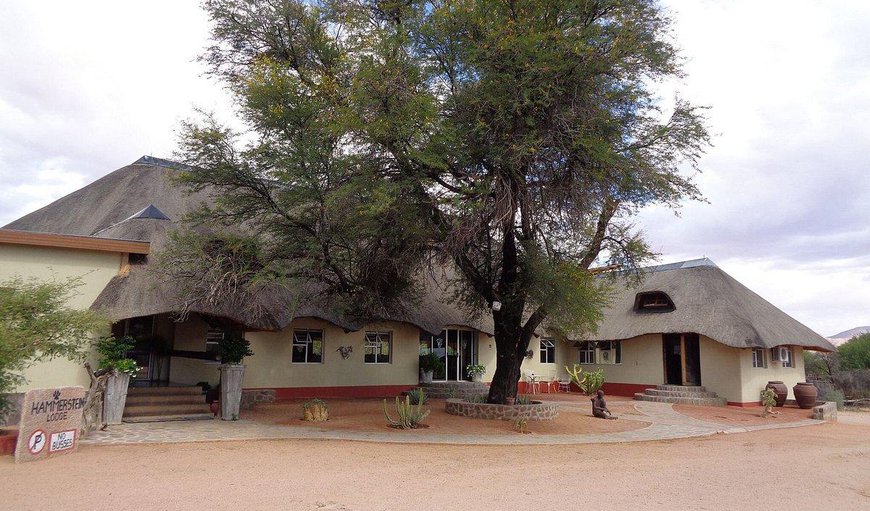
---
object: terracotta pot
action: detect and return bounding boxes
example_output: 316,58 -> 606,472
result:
793,382 -> 818,409
0,430 -> 18,456
209,401 -> 220,417
766,381 -> 788,407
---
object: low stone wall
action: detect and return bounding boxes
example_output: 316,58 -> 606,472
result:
812,401 -> 837,421
241,389 -> 276,410
445,398 -> 558,421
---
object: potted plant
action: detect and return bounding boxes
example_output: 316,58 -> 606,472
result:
419,352 -> 443,384
96,336 -> 139,425
217,333 -> 253,420
466,364 -> 486,382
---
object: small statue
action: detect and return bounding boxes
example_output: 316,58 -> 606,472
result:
336,345 -> 353,359
592,389 -> 617,419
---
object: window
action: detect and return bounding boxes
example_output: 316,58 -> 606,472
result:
365,331 -> 392,364
597,341 -> 622,365
292,329 -> 323,363
578,341 -> 595,364
206,327 -> 224,353
540,338 -> 556,364
781,347 -> 794,368
752,348 -> 766,368
634,291 -> 675,313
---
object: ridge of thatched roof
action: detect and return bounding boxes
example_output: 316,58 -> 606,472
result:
585,259 -> 835,351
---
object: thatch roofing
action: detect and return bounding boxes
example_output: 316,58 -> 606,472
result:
587,259 -> 835,351
4,156 -> 832,351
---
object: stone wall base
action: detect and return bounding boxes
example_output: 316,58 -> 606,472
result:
445,398 -> 558,420
812,401 -> 837,421
241,389 -> 276,410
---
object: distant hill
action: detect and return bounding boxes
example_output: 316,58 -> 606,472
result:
827,326 -> 870,346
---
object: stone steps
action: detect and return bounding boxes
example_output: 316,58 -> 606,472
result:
124,386 -> 212,422
634,385 -> 726,406
412,382 -> 488,400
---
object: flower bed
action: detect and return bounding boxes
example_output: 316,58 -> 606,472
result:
445,398 -> 559,421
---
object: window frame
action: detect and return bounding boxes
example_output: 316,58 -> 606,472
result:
752,348 -> 767,368
364,331 -> 392,364
539,338 -> 556,364
578,341 -> 595,365
781,347 -> 794,368
292,329 -> 324,364
206,327 -> 223,354
596,341 -> 622,365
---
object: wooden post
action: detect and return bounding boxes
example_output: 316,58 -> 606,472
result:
680,335 -> 687,386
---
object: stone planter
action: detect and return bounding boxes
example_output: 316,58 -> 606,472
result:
420,370 -> 434,384
103,371 -> 131,425
445,398 -> 559,420
766,381 -> 788,407
220,364 -> 245,420
793,382 -> 818,409
471,373 -> 483,383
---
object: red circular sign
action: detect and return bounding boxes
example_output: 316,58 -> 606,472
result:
28,429 -> 46,455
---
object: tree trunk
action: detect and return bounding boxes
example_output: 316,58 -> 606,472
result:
486,308 -> 533,404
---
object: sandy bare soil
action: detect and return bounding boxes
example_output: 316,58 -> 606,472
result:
2,420 -> 868,511
247,397 -> 647,435
674,403 -> 813,426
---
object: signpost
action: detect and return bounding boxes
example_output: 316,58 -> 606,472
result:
14,386 -> 86,463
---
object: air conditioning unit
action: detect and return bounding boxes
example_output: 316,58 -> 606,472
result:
771,346 -> 789,362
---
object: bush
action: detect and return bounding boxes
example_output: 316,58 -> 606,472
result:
838,333 -> 870,370
419,352 -> 443,373
818,387 -> 845,410
218,334 -> 253,364
95,336 -> 139,376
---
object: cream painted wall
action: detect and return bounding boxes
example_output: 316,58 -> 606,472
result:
0,244 -> 123,391
564,334 -> 665,386
242,318 -> 422,389
739,346 -> 806,403
473,334 -> 571,384
698,335 -> 742,403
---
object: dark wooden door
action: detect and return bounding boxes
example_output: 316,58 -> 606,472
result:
684,333 -> 702,385
663,334 -> 682,385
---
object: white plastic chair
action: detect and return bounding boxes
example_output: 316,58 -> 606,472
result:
557,375 -> 572,393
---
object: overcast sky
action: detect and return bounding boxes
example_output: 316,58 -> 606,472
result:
0,1 -> 868,337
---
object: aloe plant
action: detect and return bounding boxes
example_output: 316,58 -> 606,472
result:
384,395 -> 430,429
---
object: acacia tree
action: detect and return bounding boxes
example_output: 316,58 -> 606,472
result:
172,0 -> 709,403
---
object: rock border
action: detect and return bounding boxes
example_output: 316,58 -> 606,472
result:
445,398 -> 559,421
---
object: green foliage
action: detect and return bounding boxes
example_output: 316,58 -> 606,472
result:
515,395 -> 532,405
514,418 -> 528,433
95,336 -> 139,377
817,387 -> 845,411
465,364 -> 486,377
419,352 -> 443,373
384,395 -> 430,429
565,364 -> 605,395
838,333 -> 870,370
760,388 -> 777,408
174,0 -> 710,402
0,277 -> 109,413
218,334 -> 254,364
407,388 -> 427,405
464,394 -> 487,403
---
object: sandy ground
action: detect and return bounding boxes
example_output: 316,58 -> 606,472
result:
247,396 -> 647,435
1,419 -> 868,510
673,403 -> 813,426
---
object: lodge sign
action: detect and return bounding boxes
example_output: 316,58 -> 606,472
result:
15,386 -> 86,463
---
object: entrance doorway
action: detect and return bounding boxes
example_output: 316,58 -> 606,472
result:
420,329 -> 476,381
662,333 -> 701,386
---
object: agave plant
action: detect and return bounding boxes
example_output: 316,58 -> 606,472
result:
384,395 -> 430,429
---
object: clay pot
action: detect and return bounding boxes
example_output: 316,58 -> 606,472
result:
793,382 -> 818,409
766,381 -> 788,407
0,429 -> 18,456
209,401 -> 220,417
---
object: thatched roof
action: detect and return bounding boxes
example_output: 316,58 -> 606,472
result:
3,156 -> 493,334
586,259 -> 835,351
4,156 -> 831,351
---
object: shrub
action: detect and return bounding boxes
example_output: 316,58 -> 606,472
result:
218,334 -> 254,364
95,336 -> 139,376
839,333 -> 870,370
565,364 -> 605,395
515,395 -> 532,405
760,387 -> 777,417
818,387 -> 845,411
419,352 -> 444,373
465,364 -> 486,377
464,394 -> 487,403
302,398 -> 328,421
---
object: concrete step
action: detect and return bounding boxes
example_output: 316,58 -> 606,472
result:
643,388 -> 720,399
125,394 -> 208,406
634,393 -> 727,407
123,403 -> 212,417
127,386 -> 203,397
656,384 -> 707,393
123,413 -> 214,423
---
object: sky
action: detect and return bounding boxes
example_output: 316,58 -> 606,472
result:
0,1 -> 868,337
